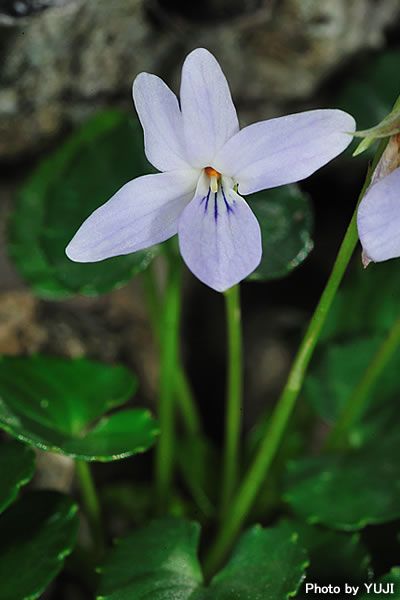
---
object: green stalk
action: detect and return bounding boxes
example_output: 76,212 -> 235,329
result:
220,284 -> 243,513
75,460 -> 105,559
325,312 -> 400,450
204,140 -> 388,577
142,266 -> 201,436
155,259 -> 182,510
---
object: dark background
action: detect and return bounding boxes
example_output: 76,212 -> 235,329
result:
1,1 -> 400,597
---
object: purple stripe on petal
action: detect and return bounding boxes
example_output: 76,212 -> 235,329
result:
201,188 -> 211,213
221,185 -> 234,213
178,186 -> 262,292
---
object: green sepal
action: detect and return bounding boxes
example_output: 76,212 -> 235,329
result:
353,107 -> 400,156
335,49 -> 400,157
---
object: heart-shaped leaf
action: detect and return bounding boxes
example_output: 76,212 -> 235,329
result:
9,110 -> 158,299
0,355 -> 158,461
97,518 -> 308,600
320,254 -> 400,344
0,440 -> 35,514
305,263 -> 400,447
0,490 -> 78,600
304,335 -> 400,433
196,525 -> 308,600
279,519 -> 371,586
284,435 -> 400,530
97,517 -> 202,600
247,184 -> 313,281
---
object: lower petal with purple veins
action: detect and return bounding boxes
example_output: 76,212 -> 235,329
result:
178,185 -> 262,292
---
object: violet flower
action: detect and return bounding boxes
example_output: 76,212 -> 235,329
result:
66,48 -> 355,292
357,134 -> 400,267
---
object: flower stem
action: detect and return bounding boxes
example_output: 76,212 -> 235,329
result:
220,284 -> 243,514
155,258 -> 182,511
325,312 -> 400,451
142,266 -> 201,436
204,142 -> 388,578
75,460 -> 105,559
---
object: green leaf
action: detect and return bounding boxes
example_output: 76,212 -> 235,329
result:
97,518 -> 308,600
0,440 -> 35,514
97,517 -> 203,600
196,525 -> 308,600
307,262 -> 400,447
279,519 -> 371,584
9,110 -> 158,299
0,355 -> 158,461
320,261 -> 400,344
246,184 -> 313,281
0,490 -> 78,600
304,335 -> 400,430
284,435 -> 400,530
358,568 -> 400,599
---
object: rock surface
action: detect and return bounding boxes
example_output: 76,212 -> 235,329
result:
0,0 -> 399,161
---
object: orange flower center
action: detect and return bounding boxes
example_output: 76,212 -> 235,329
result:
204,166 -> 221,179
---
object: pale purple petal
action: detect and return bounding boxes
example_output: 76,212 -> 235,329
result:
213,109 -> 356,194
133,73 -> 189,171
357,167 -> 400,263
180,48 -> 239,168
178,176 -> 261,292
66,170 -> 199,262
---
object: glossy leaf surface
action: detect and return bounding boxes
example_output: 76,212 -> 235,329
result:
247,184 -> 313,281
98,518 -> 307,600
0,491 -> 78,600
0,440 -> 35,514
0,355 -> 158,461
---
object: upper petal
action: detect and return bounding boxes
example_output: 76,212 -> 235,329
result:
213,109 -> 356,195
180,48 -> 239,168
66,170 -> 199,262
357,167 -> 400,263
133,73 -> 189,171
178,176 -> 262,292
